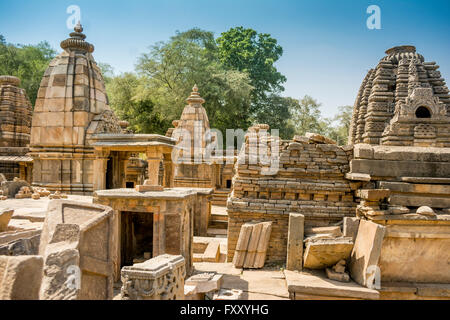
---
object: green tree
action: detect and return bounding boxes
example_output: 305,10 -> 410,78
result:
216,27 -> 286,104
133,28 -> 253,135
0,35 -> 56,106
289,95 -> 327,136
106,72 -> 171,134
252,95 -> 296,139
322,105 -> 353,145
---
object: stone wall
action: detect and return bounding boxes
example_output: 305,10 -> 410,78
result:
227,127 -> 357,264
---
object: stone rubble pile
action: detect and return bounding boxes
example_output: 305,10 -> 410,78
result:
227,125 -> 357,264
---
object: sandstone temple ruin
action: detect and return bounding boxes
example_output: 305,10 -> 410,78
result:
0,25 -> 449,300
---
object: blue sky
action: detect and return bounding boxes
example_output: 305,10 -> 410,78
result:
1,0 -> 449,116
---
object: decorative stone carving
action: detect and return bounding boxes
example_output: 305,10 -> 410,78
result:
382,88 -> 450,146
348,46 -> 450,146
120,254 -> 186,300
86,109 -> 123,136
39,200 -> 115,300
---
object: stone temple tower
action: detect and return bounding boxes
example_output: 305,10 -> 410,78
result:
30,23 -> 122,194
348,45 -> 450,147
0,76 -> 33,181
168,85 -> 215,188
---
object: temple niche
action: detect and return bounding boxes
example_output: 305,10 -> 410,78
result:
0,76 -> 33,182
348,45 -> 450,146
29,23 -> 122,195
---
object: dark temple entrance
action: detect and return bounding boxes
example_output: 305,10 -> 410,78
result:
120,211 -> 154,267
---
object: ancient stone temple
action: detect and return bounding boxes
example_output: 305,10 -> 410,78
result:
167,85 -> 215,188
0,76 -> 33,181
166,86 -> 236,206
348,45 -> 450,146
342,45 -> 450,299
29,23 -> 122,194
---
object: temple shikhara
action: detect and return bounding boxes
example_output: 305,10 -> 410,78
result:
0,24 -> 449,301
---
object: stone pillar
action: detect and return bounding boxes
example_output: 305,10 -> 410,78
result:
93,157 -> 108,191
286,213 -> 305,271
163,156 -> 174,188
119,152 -> 129,188
135,150 -> 164,191
153,210 -> 165,258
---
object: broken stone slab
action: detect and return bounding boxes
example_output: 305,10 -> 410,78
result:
0,208 -> 14,232
304,226 -> 342,237
284,269 -> 379,300
233,221 -> 272,269
305,132 -> 336,145
357,189 -> 390,201
293,135 -> 311,144
121,254 -> 186,300
185,272 -> 223,293
345,173 -> 371,182
343,217 -> 360,242
184,285 -> 204,300
253,222 -> 272,268
303,237 -> 354,269
286,213 -> 304,271
349,219 -> 386,288
0,255 -> 43,300
232,223 -> 253,268
243,222 -> 263,268
39,200 -> 115,300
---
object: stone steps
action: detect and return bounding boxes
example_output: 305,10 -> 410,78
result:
211,189 -> 230,206
208,219 -> 228,229
192,237 -> 227,262
207,228 -> 227,238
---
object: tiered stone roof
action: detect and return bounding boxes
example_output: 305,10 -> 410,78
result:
348,45 -> 450,146
0,76 -> 32,148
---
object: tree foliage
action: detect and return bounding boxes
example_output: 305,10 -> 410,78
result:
111,29 -> 254,136
217,27 -> 286,101
0,35 -> 56,105
321,105 -> 353,145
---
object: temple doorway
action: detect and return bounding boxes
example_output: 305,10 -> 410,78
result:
120,211 -> 154,267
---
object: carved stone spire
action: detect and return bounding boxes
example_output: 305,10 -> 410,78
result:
60,22 -> 94,53
186,84 -> 205,106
